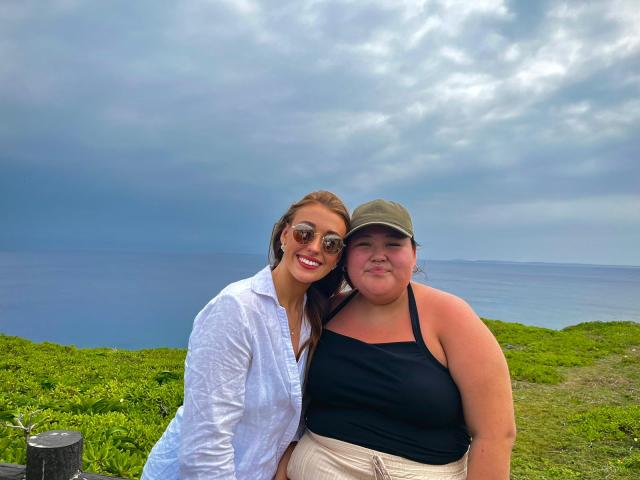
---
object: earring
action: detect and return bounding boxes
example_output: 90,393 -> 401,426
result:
281,244 -> 286,253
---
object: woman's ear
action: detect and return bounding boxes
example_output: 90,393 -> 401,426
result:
280,224 -> 290,248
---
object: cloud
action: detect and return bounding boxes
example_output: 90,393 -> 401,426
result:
1,0 -> 639,264
465,195 -> 640,227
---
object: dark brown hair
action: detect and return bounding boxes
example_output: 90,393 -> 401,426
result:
269,191 -> 350,353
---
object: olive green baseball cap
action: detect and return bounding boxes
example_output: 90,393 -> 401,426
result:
346,199 -> 414,239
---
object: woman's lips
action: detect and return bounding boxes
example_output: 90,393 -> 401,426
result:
366,266 -> 389,274
297,255 -> 321,270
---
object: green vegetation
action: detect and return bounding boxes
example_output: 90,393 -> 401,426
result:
0,338 -> 185,478
1,320 -> 639,479
487,320 -> 640,479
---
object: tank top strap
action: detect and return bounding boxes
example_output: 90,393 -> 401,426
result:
323,289 -> 358,325
408,283 -> 428,353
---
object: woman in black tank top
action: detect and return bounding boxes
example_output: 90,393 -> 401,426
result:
286,200 -> 516,480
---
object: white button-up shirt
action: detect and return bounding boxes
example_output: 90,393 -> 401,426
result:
141,266 -> 310,480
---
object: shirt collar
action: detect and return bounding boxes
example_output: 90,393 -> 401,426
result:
251,265 -> 308,312
251,265 -> 279,301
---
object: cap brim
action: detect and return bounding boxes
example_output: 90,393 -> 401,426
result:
345,221 -> 412,239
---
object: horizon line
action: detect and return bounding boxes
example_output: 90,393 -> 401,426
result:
1,247 -> 638,269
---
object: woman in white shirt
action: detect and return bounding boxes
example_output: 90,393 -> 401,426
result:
141,191 -> 349,480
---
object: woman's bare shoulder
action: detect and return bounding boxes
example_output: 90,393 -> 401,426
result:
411,281 -> 473,312
411,282 -> 502,370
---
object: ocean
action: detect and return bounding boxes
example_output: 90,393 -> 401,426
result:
1,251 -> 638,349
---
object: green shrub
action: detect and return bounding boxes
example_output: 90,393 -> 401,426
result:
484,319 -> 640,384
2,321 -> 639,479
569,405 -> 640,443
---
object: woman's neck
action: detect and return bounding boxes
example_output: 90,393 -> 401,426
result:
353,287 -> 409,324
271,264 -> 308,311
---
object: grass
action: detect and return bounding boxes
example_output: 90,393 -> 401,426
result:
1,320 -> 639,479
487,320 -> 640,479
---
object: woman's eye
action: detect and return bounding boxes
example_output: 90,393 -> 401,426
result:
324,238 -> 340,249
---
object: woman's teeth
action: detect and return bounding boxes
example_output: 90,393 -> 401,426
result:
299,256 -> 320,267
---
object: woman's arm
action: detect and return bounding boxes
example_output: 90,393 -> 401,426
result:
273,442 -> 296,480
179,294 -> 252,480
435,293 -> 516,480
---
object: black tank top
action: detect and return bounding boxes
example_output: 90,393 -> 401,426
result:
305,285 -> 470,465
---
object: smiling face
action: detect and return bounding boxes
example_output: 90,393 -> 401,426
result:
278,203 -> 348,286
346,225 -> 416,304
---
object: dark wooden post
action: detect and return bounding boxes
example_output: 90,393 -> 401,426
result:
26,430 -> 82,480
1,429 -> 128,480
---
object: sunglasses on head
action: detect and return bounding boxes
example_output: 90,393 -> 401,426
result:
291,223 -> 345,255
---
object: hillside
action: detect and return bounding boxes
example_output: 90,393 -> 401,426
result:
1,320 -> 639,479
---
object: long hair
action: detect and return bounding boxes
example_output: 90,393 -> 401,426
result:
269,191 -> 350,354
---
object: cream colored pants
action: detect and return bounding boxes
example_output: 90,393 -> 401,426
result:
287,431 -> 468,480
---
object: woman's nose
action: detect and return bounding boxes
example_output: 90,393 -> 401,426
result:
307,234 -> 323,253
370,244 -> 386,260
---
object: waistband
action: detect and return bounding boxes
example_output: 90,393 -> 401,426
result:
308,431 -> 468,475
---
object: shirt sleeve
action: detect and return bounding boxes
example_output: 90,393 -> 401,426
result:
179,293 -> 253,480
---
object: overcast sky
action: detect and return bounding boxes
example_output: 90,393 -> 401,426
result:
1,0 -> 639,265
